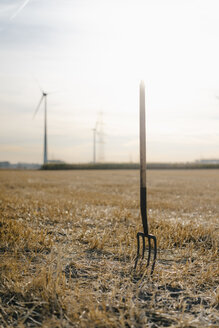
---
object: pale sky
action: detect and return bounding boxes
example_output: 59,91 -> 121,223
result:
0,0 -> 219,164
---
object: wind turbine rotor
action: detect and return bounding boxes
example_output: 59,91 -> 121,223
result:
33,94 -> 44,118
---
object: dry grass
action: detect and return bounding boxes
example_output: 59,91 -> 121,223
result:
0,169 -> 218,327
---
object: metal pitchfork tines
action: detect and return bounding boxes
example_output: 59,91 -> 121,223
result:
134,81 -> 157,275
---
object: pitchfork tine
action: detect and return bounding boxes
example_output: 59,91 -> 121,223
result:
150,235 -> 157,275
147,236 -> 151,267
136,233 -> 141,264
134,81 -> 157,275
134,233 -> 157,275
134,232 -> 143,269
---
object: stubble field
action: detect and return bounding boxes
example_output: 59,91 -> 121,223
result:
0,169 -> 218,327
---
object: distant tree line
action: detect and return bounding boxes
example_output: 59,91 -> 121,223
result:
41,163 -> 219,170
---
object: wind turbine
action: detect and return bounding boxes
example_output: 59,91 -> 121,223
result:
33,90 -> 49,165
96,111 -> 105,163
92,122 -> 98,164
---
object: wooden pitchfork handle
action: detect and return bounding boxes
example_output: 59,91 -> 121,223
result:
134,81 -> 157,275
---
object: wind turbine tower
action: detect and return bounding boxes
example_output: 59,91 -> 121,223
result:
43,92 -> 48,164
92,122 -> 98,164
97,112 -> 105,162
33,91 -> 49,165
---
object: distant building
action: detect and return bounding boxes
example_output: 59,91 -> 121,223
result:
16,163 -> 41,169
0,162 -> 41,169
195,159 -> 219,164
0,161 -> 10,168
47,160 -> 65,164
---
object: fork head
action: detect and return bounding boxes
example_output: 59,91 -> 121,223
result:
134,232 -> 157,275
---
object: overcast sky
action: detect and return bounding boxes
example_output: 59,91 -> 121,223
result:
0,0 -> 219,163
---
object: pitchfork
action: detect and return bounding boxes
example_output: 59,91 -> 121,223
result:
134,81 -> 157,275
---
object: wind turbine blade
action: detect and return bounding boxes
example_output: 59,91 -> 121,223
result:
32,76 -> 43,93
33,95 -> 44,118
